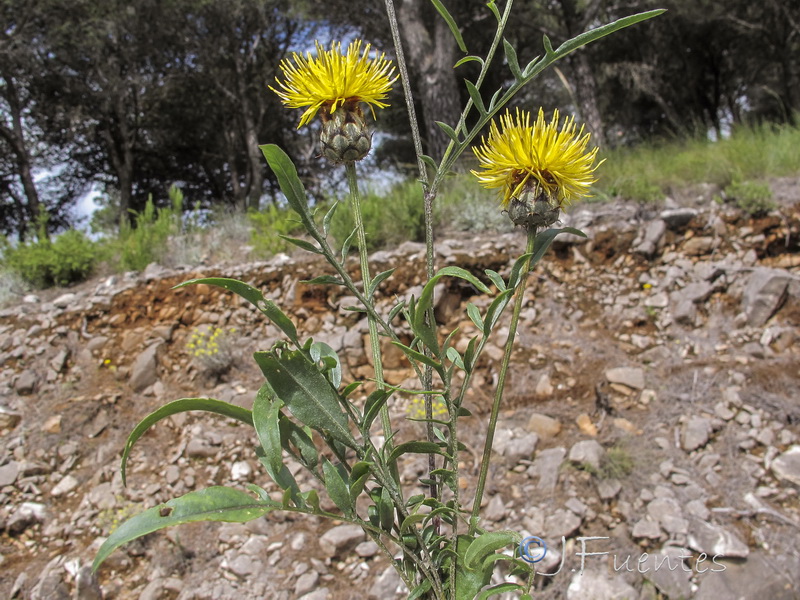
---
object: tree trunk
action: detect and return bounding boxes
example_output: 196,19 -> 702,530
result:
397,0 -> 463,160
568,52 -> 607,148
0,73 -> 45,239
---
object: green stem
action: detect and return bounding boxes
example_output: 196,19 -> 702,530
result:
469,226 -> 537,534
344,162 -> 395,460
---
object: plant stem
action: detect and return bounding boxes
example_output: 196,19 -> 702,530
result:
383,0 -> 439,506
344,162 -> 393,457
469,226 -> 537,535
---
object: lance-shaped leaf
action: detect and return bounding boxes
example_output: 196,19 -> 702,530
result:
431,0 -> 467,53
363,388 -> 394,431
253,384 -> 283,475
388,441 -> 449,465
174,277 -> 298,347
279,235 -> 322,254
253,350 -> 356,449
464,80 -> 486,115
322,458 -> 354,516
464,530 -> 522,571
503,38 -> 522,81
93,487 -> 277,571
309,341 -> 343,389
121,398 -> 253,486
530,227 -> 587,270
260,145 -> 316,233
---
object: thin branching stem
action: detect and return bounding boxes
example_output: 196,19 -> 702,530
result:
469,226 -> 537,534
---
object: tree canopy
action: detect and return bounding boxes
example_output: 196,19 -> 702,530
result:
1,0 -> 798,238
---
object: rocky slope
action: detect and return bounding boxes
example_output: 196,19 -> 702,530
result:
1,186 -> 799,600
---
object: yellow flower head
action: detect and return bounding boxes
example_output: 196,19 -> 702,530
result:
271,40 -> 397,128
472,107 -> 601,208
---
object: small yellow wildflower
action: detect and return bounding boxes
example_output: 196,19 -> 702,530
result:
472,108 -> 601,224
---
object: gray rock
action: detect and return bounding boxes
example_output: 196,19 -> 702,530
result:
683,236 -> 716,256
294,572 -> 319,596
528,447 -> 566,492
646,497 -> 688,535
661,207 -> 698,229
186,438 -> 218,458
52,292 -> 77,308
742,268 -> 791,326
687,517 -> 749,558
597,478 -> 622,501
14,369 -> 37,395
771,445 -> 800,486
605,367 -> 645,390
318,524 -> 365,558
368,565 -> 404,599
672,295 -> 697,325
484,494 -> 507,522
639,547 -> 693,599
634,219 -> 667,257
503,432 -> 539,465
682,416 -> 712,451
0,405 -> 22,429
29,556 -> 69,600
129,341 -> 162,392
695,551 -> 800,600
568,439 -> 605,471
50,474 -> 79,497
7,502 -> 47,535
682,280 -> 715,303
544,508 -> 582,538
355,540 -> 379,558
566,568 -> 638,600
632,518 -> 662,540
0,460 -> 20,486
298,588 -> 330,600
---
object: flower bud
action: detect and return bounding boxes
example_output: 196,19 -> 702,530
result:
319,101 -> 372,163
506,181 -> 561,229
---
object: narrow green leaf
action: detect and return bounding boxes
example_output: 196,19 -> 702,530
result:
508,253 -> 533,290
483,288 -> 514,336
476,583 -> 525,600
420,155 -> 438,172
253,384 -> 282,474
543,34 -> 555,56
259,145 -> 312,227
341,381 -> 362,398
446,346 -> 464,370
464,80 -> 486,115
464,530 -> 522,570
486,0 -> 500,21
301,275 -> 345,286
553,10 -> 665,59
488,88 -> 503,112
408,579 -> 432,600
466,302 -> 483,330
279,418 -> 319,471
369,268 -> 396,296
278,235 -> 322,254
121,398 -> 252,486
435,121 -> 461,143
253,350 -> 356,448
503,38 -> 522,81
93,487 -> 275,571
349,461 -> 373,502
322,458 -> 353,516
484,269 -> 506,292
254,446 -> 303,505
378,486 -> 393,531
454,55 -> 484,69
388,441 -> 447,465
340,226 -> 358,262
322,200 -> 338,236
174,277 -> 298,346
400,512 -> 427,533
431,0 -> 467,53
363,388 -> 394,431
310,341 -> 342,389
391,341 -> 444,374
388,300 -> 405,322
463,336 -> 478,373
522,55 -> 542,78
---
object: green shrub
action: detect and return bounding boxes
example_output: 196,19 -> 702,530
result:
107,186 -> 182,272
722,179 -> 776,216
1,229 -> 97,288
248,203 -> 304,257
328,180 -> 427,253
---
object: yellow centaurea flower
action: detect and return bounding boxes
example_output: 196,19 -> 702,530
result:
271,40 -> 397,163
472,107 -> 601,227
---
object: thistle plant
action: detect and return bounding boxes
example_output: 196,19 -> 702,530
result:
92,3 -> 663,598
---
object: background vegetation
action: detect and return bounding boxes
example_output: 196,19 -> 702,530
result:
1,0 -> 799,295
